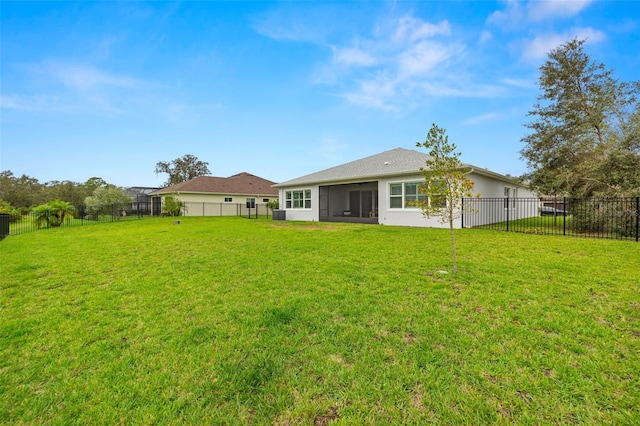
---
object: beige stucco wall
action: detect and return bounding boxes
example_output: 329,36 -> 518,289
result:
154,192 -> 278,217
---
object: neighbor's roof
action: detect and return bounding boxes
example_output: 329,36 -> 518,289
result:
274,147 -> 521,187
150,172 -> 278,196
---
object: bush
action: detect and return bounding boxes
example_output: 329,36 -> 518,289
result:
570,198 -> 638,238
33,200 -> 76,229
163,196 -> 184,216
0,200 -> 22,223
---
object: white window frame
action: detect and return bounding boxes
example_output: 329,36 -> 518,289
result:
224,197 -> 233,203
389,181 -> 428,210
285,189 -> 311,209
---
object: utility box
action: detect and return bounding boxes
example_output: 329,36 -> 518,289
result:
273,210 -> 286,221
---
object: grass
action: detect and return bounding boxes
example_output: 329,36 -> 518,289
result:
1,217 -> 639,424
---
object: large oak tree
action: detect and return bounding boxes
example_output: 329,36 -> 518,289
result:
521,38 -> 640,197
154,154 -> 211,187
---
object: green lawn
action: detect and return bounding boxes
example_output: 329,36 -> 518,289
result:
1,217 -> 639,424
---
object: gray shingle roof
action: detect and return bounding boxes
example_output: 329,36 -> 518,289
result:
274,147 -> 436,187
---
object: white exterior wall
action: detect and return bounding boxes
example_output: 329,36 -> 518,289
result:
279,187 -> 319,221
463,172 -> 538,227
377,174 -> 450,228
278,171 -> 535,229
471,173 -> 536,198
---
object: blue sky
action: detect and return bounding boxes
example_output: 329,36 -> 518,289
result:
1,1 -> 638,188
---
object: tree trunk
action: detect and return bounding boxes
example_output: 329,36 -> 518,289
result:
450,219 -> 457,273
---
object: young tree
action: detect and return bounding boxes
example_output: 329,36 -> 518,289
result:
163,195 -> 185,216
415,124 -> 476,273
85,186 -> 133,219
521,38 -> 640,197
155,154 -> 211,187
266,199 -> 279,212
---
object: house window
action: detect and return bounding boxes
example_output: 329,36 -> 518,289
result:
246,197 -> 256,208
285,189 -> 311,209
389,182 -> 427,209
389,183 -> 403,208
263,198 -> 270,203
224,197 -> 233,203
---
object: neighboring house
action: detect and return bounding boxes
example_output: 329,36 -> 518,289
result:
273,147 -> 536,228
149,172 -> 278,217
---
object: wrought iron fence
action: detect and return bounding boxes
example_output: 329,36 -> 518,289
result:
7,202 -> 155,237
3,201 -> 276,238
462,197 -> 640,242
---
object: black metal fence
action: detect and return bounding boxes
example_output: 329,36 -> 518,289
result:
463,197 -> 640,242
3,201 -> 276,238
6,202 -> 155,237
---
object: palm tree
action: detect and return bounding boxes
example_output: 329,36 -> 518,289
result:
33,200 -> 76,228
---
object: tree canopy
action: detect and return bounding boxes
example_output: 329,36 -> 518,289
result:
0,171 -> 116,210
521,38 -> 640,197
85,186 -> 133,217
154,154 -> 211,187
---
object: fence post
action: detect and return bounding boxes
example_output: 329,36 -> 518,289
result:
506,197 -> 509,232
563,197 -> 566,236
636,197 -> 640,243
461,198 -> 465,228
0,213 -> 9,240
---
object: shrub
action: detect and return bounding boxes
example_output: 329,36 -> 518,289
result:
33,200 -> 76,229
570,198 -> 638,238
0,200 -> 22,223
163,196 -> 184,216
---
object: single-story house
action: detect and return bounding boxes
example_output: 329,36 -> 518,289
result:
273,147 -> 536,228
149,172 -> 278,217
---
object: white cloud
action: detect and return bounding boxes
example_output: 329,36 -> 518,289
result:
325,15 -> 478,110
38,62 -> 154,91
479,30 -> 493,44
260,9 -> 518,112
487,0 -> 594,28
501,77 -> 535,90
486,1 -> 525,28
392,16 -> 451,43
251,6 -> 334,44
463,112 -> 505,125
3,61 -> 162,115
0,94 -> 53,112
341,76 -> 398,111
521,28 -> 606,61
331,46 -> 378,67
397,41 -> 462,77
527,0 -> 593,21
